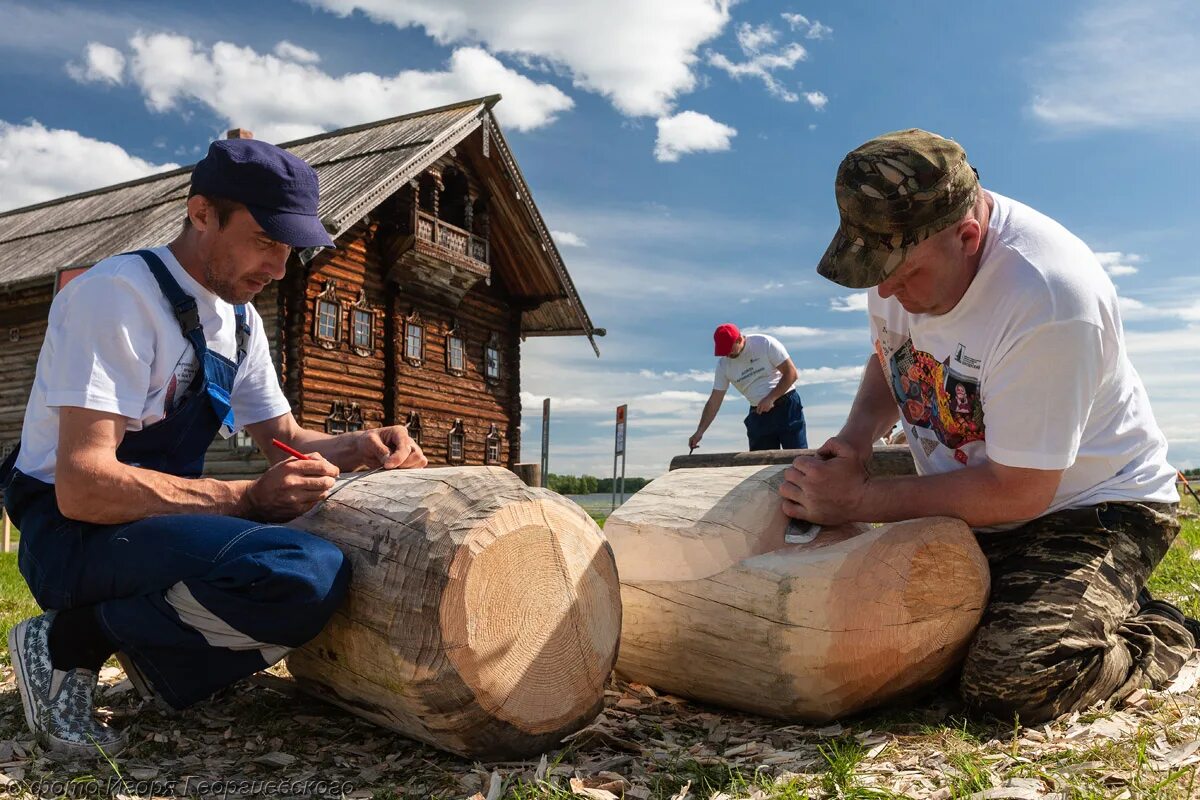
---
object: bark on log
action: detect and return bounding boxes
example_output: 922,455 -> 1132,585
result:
669,444 -> 916,473
286,466 -> 622,759
605,465 -> 989,722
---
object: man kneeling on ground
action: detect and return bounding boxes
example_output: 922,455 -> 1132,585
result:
783,128 -> 1198,724
1,138 -> 426,757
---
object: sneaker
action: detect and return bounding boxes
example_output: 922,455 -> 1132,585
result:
8,612 -> 127,758
1138,588 -> 1200,647
114,651 -> 177,715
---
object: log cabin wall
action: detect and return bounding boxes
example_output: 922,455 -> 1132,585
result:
391,285 -> 521,468
297,220 -> 390,437
0,283 -> 53,463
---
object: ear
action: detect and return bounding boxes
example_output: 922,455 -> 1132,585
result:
186,195 -> 213,233
958,216 -> 984,258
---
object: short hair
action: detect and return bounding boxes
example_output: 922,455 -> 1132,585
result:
182,192 -> 242,229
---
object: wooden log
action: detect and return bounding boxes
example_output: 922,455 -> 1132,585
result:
605,465 -> 989,722
512,462 -> 542,488
286,466 -> 622,759
669,444 -> 917,474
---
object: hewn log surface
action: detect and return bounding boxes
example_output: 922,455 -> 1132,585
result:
287,466 -> 622,759
668,444 -> 917,473
606,464 -> 989,722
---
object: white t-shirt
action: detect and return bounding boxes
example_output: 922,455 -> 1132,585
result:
713,334 -> 791,405
16,246 -> 291,483
868,191 -> 1177,518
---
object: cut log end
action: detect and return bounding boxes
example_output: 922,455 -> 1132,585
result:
440,494 -> 621,736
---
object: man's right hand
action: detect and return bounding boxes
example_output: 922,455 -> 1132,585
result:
243,453 -> 340,522
688,432 -> 703,450
818,434 -> 873,467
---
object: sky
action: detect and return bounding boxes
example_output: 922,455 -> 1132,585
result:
2,0 -> 1199,478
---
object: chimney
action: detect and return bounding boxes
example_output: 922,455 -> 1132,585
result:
226,128 -> 254,140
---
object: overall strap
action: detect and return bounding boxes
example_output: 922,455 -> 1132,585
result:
234,305 -> 249,365
132,249 -> 207,361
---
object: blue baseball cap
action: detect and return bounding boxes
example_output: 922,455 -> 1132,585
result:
190,139 -> 336,249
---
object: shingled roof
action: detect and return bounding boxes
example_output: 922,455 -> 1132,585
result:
0,96 -> 598,353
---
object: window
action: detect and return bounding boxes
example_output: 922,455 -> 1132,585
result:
405,411 -> 423,446
325,401 -> 364,435
350,289 -> 373,356
484,332 -> 502,383
445,319 -> 466,375
231,429 -> 256,455
404,310 -> 425,366
484,423 -> 502,465
447,419 -> 466,464
314,280 -> 341,349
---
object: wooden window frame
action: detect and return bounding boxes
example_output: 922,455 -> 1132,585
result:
325,400 -> 364,435
484,332 -> 502,384
350,289 -> 374,357
445,318 -> 466,376
447,419 -> 466,464
314,280 -> 342,350
405,411 -> 423,447
404,310 -> 425,367
484,423 -> 502,465
231,428 -> 256,455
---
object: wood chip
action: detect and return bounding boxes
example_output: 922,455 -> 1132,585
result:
253,751 -> 296,767
569,777 -> 619,800
670,780 -> 692,800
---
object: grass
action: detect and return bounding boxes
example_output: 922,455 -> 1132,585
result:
0,495 -> 1193,798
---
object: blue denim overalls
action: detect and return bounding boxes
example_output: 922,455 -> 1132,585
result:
0,250 -> 350,709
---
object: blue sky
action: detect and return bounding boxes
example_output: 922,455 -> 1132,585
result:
2,0 -> 1198,477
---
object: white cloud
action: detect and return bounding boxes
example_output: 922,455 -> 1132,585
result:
550,230 -> 587,247
803,90 -> 828,110
113,33 -> 572,141
745,325 -> 868,350
781,13 -> 832,40
0,120 -> 178,212
1094,250 -> 1143,277
707,22 -> 807,102
306,0 -> 732,118
66,42 -> 126,85
654,110 -> 737,162
273,40 -> 320,64
638,369 -> 713,382
1028,0 -> 1200,131
830,292 -> 868,312
795,365 -> 864,385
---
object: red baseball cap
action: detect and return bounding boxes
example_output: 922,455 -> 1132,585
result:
713,323 -> 740,356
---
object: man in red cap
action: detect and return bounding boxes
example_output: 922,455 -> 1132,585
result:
689,323 -> 805,452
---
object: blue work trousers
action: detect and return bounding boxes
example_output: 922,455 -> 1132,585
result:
6,473 -> 351,710
744,389 -> 808,451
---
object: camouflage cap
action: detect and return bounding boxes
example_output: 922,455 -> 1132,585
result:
816,129 -> 979,289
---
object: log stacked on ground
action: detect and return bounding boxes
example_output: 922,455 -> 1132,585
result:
287,466 -> 622,759
606,464 -> 990,722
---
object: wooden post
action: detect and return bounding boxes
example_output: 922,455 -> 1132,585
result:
512,462 -> 542,487
669,444 -> 916,474
1,507 -> 9,554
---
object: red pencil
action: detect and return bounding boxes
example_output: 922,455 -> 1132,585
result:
271,438 -> 311,461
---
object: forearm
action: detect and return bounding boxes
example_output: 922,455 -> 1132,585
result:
695,399 -> 722,434
56,461 -> 252,525
839,355 -> 899,450
284,427 -> 366,471
856,465 -> 1052,528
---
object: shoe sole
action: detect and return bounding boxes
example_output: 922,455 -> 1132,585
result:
7,619 -> 39,736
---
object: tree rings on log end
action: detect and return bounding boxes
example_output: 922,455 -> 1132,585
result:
440,494 -> 621,736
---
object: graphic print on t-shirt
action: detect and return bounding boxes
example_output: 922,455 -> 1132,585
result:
875,337 -> 984,452
163,347 -> 198,414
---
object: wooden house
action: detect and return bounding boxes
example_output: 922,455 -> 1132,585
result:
0,96 -> 600,480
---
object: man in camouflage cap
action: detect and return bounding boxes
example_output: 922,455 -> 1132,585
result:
782,129 -> 1197,724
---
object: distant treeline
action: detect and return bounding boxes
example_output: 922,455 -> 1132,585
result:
1183,469 -> 1200,481
545,474 -> 651,495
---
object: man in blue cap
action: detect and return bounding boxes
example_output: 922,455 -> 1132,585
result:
1,138 -> 426,758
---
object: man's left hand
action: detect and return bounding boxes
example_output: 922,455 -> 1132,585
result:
755,397 -> 775,414
779,437 -> 869,526
354,426 -> 427,470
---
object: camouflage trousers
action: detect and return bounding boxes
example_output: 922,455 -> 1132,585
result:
959,501 -> 1194,725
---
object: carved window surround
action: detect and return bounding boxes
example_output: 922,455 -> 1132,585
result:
314,280 -> 342,349
404,309 -> 425,367
447,419 -> 466,464
350,289 -> 374,357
